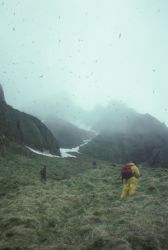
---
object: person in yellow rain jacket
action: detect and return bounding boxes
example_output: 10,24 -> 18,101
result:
120,161 -> 140,198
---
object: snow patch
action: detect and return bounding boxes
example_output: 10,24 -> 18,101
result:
60,139 -> 91,158
60,149 -> 77,158
25,139 -> 91,158
25,146 -> 61,158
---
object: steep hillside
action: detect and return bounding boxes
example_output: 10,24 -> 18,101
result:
44,116 -> 94,148
80,102 -> 168,167
0,85 -> 60,155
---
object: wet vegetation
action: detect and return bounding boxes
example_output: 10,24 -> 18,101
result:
0,145 -> 168,250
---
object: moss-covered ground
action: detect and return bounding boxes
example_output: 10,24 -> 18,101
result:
0,146 -> 168,250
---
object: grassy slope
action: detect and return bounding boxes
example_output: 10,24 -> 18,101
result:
0,147 -> 168,250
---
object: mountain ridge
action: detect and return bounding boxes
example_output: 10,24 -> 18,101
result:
80,102 -> 168,167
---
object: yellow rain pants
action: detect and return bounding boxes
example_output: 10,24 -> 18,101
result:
120,176 -> 138,198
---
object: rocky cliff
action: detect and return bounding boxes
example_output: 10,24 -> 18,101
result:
0,84 -> 60,155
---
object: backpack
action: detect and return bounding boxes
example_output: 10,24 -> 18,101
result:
121,164 -> 134,181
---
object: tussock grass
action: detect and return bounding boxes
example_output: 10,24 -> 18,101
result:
0,147 -> 168,249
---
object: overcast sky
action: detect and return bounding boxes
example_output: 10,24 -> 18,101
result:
1,0 -> 168,124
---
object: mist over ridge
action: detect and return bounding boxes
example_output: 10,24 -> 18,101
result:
22,93 -> 167,133
1,0 -> 168,126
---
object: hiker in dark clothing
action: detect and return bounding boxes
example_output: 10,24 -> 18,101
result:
40,165 -> 47,183
92,161 -> 97,167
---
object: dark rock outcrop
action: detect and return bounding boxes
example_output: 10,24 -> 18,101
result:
0,85 -> 60,155
0,84 -> 6,104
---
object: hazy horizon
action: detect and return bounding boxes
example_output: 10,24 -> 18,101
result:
1,0 -> 168,125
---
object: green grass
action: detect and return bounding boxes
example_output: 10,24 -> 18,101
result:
0,146 -> 168,249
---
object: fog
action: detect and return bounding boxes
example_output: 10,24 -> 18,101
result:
1,0 -> 168,125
